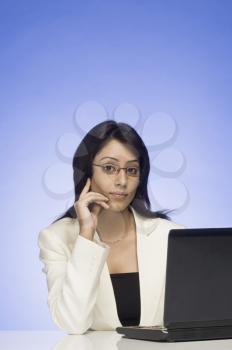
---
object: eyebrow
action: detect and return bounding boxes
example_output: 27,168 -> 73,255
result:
100,156 -> 139,163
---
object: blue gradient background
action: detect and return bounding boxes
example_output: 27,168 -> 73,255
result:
1,0 -> 232,330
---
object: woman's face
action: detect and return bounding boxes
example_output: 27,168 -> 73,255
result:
90,139 -> 140,212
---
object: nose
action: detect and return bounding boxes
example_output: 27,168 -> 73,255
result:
114,168 -> 128,187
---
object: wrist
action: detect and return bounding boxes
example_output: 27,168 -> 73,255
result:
79,231 -> 94,241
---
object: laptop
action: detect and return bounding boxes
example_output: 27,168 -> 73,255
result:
116,228 -> 232,342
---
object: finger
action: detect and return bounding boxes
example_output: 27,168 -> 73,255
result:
88,200 -> 109,210
80,178 -> 91,197
91,200 -> 109,214
94,200 -> 110,209
88,199 -> 109,212
91,203 -> 103,217
85,192 -> 109,201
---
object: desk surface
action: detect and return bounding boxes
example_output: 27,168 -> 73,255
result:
1,331 -> 232,350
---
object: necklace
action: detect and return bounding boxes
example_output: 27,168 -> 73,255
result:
97,214 -> 133,246
97,231 -> 128,245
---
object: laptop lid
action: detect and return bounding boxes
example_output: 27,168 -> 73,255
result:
163,228 -> 232,329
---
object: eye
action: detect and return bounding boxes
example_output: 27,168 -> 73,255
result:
103,164 -> 117,174
127,167 -> 139,175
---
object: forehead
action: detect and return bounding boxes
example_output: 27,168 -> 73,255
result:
94,139 -> 139,161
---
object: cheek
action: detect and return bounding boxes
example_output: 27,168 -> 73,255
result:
133,179 -> 140,191
91,175 -> 109,193
90,175 -> 99,191
90,177 -> 100,190
129,182 -> 139,198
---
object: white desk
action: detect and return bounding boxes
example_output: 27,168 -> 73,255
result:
1,331 -> 232,350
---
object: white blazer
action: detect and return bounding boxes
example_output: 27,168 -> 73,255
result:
38,205 -> 185,334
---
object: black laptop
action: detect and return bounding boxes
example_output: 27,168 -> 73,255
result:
116,228 -> 232,342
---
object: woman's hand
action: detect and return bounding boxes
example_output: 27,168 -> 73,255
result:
74,178 -> 110,240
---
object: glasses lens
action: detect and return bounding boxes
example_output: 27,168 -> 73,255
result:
126,167 -> 139,176
101,164 -> 140,177
103,165 -> 117,174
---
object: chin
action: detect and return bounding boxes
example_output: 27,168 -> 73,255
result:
108,201 -> 129,212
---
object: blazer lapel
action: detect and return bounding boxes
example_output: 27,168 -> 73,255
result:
93,205 -> 168,328
131,206 -> 167,326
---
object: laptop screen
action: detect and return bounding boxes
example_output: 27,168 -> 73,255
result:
164,228 -> 232,328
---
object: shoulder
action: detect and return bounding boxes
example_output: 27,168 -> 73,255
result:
130,206 -> 186,237
138,215 -> 186,238
38,217 -> 80,248
158,218 -> 186,230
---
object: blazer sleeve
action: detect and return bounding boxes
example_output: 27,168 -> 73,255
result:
38,227 -> 110,335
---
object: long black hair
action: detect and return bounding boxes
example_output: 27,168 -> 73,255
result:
52,120 -> 174,223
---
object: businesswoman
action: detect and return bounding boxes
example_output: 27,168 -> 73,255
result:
38,120 -> 185,334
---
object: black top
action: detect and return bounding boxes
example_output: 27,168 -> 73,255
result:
110,272 -> 141,326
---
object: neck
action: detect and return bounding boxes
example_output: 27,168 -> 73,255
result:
97,207 -> 132,242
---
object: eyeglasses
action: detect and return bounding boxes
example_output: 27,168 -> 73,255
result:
92,163 -> 140,177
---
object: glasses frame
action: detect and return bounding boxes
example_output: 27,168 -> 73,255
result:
92,163 -> 140,177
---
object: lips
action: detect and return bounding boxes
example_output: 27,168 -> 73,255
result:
110,192 -> 128,199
